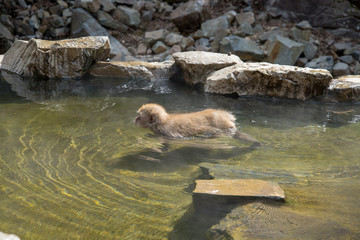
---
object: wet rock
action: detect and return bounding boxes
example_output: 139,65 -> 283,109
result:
208,201 -> 352,240
0,231 -> 20,240
204,62 -> 332,100
89,60 -> 175,81
172,51 -> 242,86
145,29 -> 166,45
170,0 -> 210,32
115,6 -> 141,27
194,179 -> 285,199
1,36 -> 110,78
266,35 -> 304,65
152,41 -> 168,54
235,12 -> 255,25
219,36 -> 265,61
332,62 -> 350,77
325,75 -> 360,102
97,11 -> 128,32
164,33 -> 183,46
306,56 -> 334,73
201,16 -> 228,38
71,7 -> 127,57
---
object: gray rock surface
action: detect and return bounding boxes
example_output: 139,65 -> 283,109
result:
306,56 -> 334,73
266,35 -> 304,65
97,11 -> 128,32
115,6 -> 141,27
219,36 -> 265,61
332,62 -> 350,77
170,0 -> 210,32
1,36 -> 110,78
201,16 -> 228,37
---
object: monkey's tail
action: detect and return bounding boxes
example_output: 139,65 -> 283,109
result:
232,131 -> 262,147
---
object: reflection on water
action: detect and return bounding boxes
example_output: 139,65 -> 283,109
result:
0,71 -> 360,239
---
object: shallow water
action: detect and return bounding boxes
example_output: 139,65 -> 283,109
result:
0,72 -> 359,239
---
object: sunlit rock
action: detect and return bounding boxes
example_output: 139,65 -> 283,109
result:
194,179 -> 285,199
1,36 -> 110,78
0,231 -> 20,240
325,75 -> 360,102
172,51 -> 242,86
89,60 -> 175,81
205,62 -> 332,100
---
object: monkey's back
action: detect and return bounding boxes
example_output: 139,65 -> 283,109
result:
157,109 -> 237,138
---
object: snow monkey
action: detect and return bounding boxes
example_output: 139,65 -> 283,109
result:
135,103 -> 261,146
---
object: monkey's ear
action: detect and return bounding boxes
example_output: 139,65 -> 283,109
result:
149,115 -> 156,124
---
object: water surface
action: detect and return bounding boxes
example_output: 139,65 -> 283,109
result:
0,72 -> 359,239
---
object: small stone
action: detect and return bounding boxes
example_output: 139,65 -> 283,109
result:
220,35 -> 265,61
50,15 -> 65,28
235,12 -> 255,25
296,57 -> 308,67
296,20 -> 312,30
97,11 -> 128,32
169,44 -> 182,54
303,41 -> 318,59
224,10 -> 237,24
29,15 -> 40,30
193,179 -> 285,200
192,29 -> 206,40
332,62 -> 350,77
136,42 -> 147,55
145,29 -> 166,45
234,22 -> 253,37
180,37 -> 194,50
152,41 -> 168,54
63,8 -> 72,18
115,6 -> 141,27
100,0 -> 115,12
57,0 -> 68,8
339,55 -> 354,64
164,33 -> 184,46
195,37 -> 211,51
80,0 -> 100,13
333,42 -> 352,53
305,56 -> 334,73
141,10 -> 153,22
289,27 -> 311,41
201,16 -> 228,38
253,24 -> 264,34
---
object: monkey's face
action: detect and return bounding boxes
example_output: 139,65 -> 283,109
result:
134,109 -> 155,129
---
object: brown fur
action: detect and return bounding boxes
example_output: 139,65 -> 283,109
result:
135,103 -> 261,146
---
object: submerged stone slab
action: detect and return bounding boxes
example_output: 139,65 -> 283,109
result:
204,62 -> 332,100
194,179 -> 285,200
89,60 -> 175,81
172,51 -> 242,86
325,75 -> 360,102
1,36 -> 110,78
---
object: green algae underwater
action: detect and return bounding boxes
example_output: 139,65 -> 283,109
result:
0,72 -> 360,239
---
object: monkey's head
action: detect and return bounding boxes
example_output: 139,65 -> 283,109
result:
134,104 -> 168,129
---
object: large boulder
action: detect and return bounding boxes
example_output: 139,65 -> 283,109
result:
204,62 -> 332,100
219,36 -> 265,61
172,51 -> 242,86
170,0 -> 210,32
325,75 -> 360,102
1,36 -> 110,78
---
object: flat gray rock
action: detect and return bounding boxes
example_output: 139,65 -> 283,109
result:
193,179 -> 285,200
